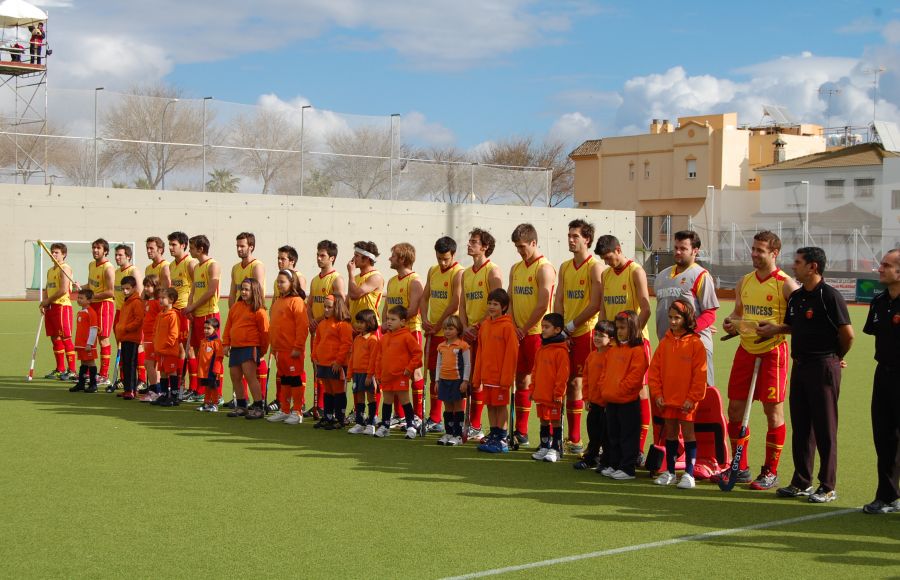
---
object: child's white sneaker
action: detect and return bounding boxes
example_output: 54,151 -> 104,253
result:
437,433 -> 450,445
543,449 -> 560,463
599,466 -> 616,477
347,423 -> 366,434
363,424 -> 376,436
610,470 -> 636,480
446,435 -> 461,446
374,425 -> 390,438
654,472 -> 677,486
532,447 -> 550,460
267,411 -> 289,423
207,404 -> 218,413
196,404 -> 209,412
284,412 -> 302,425
677,473 -> 696,489
405,427 -> 418,439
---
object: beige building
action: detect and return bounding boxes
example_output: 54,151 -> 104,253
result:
571,113 -> 825,253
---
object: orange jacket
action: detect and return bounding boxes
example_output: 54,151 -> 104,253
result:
142,298 -> 161,341
312,318 -> 353,366
472,313 -> 519,389
269,295 -> 309,353
649,330 -> 707,408
153,309 -> 181,358
582,349 -> 608,405
598,343 -> 648,404
531,336 -> 569,405
370,326 -> 423,385
349,332 -> 379,375
115,293 -> 144,343
223,301 -> 269,350
197,335 -> 224,379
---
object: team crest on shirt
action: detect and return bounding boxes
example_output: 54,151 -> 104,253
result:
622,284 -> 627,290
893,313 -> 900,325
680,277 -> 686,284
580,279 -> 585,286
478,281 -> 483,287
444,281 -> 449,287
805,308 -> 814,319
766,295 -> 773,301
528,277 -> 533,282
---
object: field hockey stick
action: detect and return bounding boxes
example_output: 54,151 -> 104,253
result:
420,334 -> 431,437
37,240 -> 80,288
461,388 -> 471,444
179,322 -> 193,400
508,386 -> 517,450
26,313 -> 45,381
312,364 -> 320,418
110,346 -> 121,389
719,357 -> 761,491
559,398 -> 566,459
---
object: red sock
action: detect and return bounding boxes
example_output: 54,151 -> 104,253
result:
315,379 -> 325,410
375,389 -> 383,413
100,344 -> 111,377
428,380 -> 443,423
394,401 -> 406,419
728,422 -> 750,471
514,389 -> 531,435
471,388 -> 485,430
63,338 -> 75,372
277,378 -> 289,413
765,424 -> 786,474
51,337 -> 65,372
639,397 -> 652,452
257,358 -> 269,395
188,357 -> 200,393
137,350 -> 146,382
290,386 -> 304,413
567,399 -> 585,443
413,378 -> 425,418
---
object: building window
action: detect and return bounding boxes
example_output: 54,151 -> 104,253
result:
825,179 -> 844,199
785,181 -> 806,208
892,190 -> 900,210
658,215 -> 671,241
640,216 -> 653,249
644,162 -> 650,179
855,178 -> 875,199
686,159 -> 696,179
629,163 -> 634,181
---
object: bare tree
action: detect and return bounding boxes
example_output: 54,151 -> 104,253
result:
321,126 -> 391,199
477,136 -> 573,206
228,107 -> 300,195
0,119 -> 68,184
54,140 -> 112,186
399,146 -> 472,203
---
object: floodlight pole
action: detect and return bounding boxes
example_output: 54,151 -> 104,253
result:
801,180 -> 810,246
160,98 -> 179,191
201,97 -> 212,192
299,105 -> 311,196
389,114 -> 400,200
93,87 -> 103,187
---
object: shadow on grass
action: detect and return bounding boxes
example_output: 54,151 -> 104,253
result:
2,375 -> 896,571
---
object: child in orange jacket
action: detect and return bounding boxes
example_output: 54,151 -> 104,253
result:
573,320 -> 615,471
267,270 -> 310,425
139,276 -> 162,402
650,298 -> 708,489
114,276 -> 145,399
530,313 -> 570,463
598,310 -> 649,480
472,288 -> 519,453
311,294 -> 353,429
223,278 -> 270,419
371,305 -> 424,439
153,288 -> 185,407
347,309 -> 380,435
197,318 -> 224,412
70,288 -> 99,393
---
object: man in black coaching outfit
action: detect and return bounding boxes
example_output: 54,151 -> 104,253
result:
862,248 -> 900,514
757,247 -> 854,504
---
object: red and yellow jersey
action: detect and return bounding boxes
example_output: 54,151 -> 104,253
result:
350,270 -> 383,324
232,259 -> 265,296
510,256 -> 552,336
169,255 -> 196,309
560,255 -> 598,338
601,260 -> 648,339
386,272 -> 422,332
88,259 -> 114,303
310,270 -> 339,321
46,264 -> 71,306
427,262 -> 462,337
192,258 -> 220,317
145,259 -> 168,280
463,260 -> 498,326
273,268 -> 304,299
739,269 -> 789,354
114,264 -> 137,310
74,307 -> 99,350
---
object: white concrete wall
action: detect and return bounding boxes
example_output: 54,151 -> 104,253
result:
1,184 -> 635,299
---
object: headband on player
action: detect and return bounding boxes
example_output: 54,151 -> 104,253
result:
279,269 -> 293,280
353,247 -> 377,263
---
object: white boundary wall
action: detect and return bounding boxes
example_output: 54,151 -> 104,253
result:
1,184 -> 634,299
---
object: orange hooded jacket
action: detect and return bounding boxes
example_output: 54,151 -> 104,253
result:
312,318 -> 353,367
598,342 -> 649,404
649,330 -> 707,408
223,301 -> 270,350
269,295 -> 309,353
153,308 -> 181,358
115,292 -> 144,343
530,335 -> 569,405
581,349 -> 608,405
350,333 -> 379,375
370,326 -> 423,386
472,313 -> 519,389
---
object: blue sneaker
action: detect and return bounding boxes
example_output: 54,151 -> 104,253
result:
479,439 -> 509,454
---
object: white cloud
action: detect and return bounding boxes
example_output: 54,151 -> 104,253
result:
398,111 -> 455,147
548,112 -> 597,145
884,20 -> 900,44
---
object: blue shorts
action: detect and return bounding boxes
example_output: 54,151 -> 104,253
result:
229,346 -> 260,368
316,364 -> 344,381
437,378 -> 464,403
352,372 -> 373,394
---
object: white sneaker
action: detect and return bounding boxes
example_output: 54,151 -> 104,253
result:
654,472 -> 677,486
374,425 -> 390,438
543,449 -> 560,463
532,447 -> 550,461
347,423 -> 366,434
446,435 -> 461,446
600,466 -> 616,477
437,433 -> 450,445
405,427 -> 418,439
363,424 -> 376,436
677,473 -> 696,489
267,411 -> 290,423
196,404 -> 209,412
284,412 -> 302,425
207,404 -> 218,413
610,470 -> 636,480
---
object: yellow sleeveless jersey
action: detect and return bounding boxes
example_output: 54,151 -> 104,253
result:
145,259 -> 168,280
169,255 -> 196,309
88,260 -> 114,303
560,256 -> 599,338
310,270 -> 339,320
427,262 -> 462,337
350,270 -> 383,324
46,265 -> 71,306
510,256 -> 552,336
601,260 -> 649,339
114,264 -> 137,309
192,258 -> 220,317
739,269 -> 789,354
386,272 -> 422,332
463,260 -> 498,327
273,269 -> 304,299
232,259 -> 266,295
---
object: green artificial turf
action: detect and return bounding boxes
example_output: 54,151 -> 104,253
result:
0,300 -> 897,579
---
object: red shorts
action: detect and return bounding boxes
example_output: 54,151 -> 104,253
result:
427,334 -> 445,371
113,310 -> 120,337
516,334 -> 541,375
142,341 -> 156,361
569,331 -> 594,378
412,330 -> 423,346
380,377 -> 411,393
191,313 -> 220,351
89,301 -> 115,338
536,402 -> 562,422
484,384 -> 511,407
658,405 -> 697,422
727,342 -> 789,404
76,345 -> 96,362
158,354 -> 181,376
45,304 -> 73,338
174,308 -> 190,343
275,351 -> 304,377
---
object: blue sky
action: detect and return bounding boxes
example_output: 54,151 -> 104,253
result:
27,0 -> 900,151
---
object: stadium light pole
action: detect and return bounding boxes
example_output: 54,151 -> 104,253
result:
161,98 -> 179,191
299,105 -> 311,196
801,180 -> 810,246
201,97 -> 212,192
389,113 -> 400,200
93,87 -> 104,187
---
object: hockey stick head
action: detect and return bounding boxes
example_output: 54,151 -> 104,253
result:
718,449 -> 744,491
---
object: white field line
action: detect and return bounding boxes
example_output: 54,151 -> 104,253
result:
440,508 -> 857,580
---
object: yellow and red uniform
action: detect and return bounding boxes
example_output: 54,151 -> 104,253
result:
350,333 -> 379,377
270,295 -> 309,378
582,349 -> 608,405
312,318 -> 353,368
350,270 -> 383,324
74,307 -> 99,361
88,259 -> 115,338
141,298 -> 161,360
598,343 -> 649,404
386,272 -> 422,334
190,258 -> 220,348
463,260 -> 498,328
560,255 -> 598,377
472,313 -> 519,406
169,254 -> 196,337
649,330 -> 707,420
153,309 -> 182,375
510,255 -> 552,373
114,264 -> 136,311
222,302 -> 270,351
114,293 -> 144,344
231,259 -> 266,296
371,327 -> 423,392
310,270 -> 339,323
531,337 -> 569,421
45,263 -> 73,338
425,262 -> 462,363
145,259 -> 168,281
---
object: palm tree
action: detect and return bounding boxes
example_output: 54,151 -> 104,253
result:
206,168 -> 240,193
